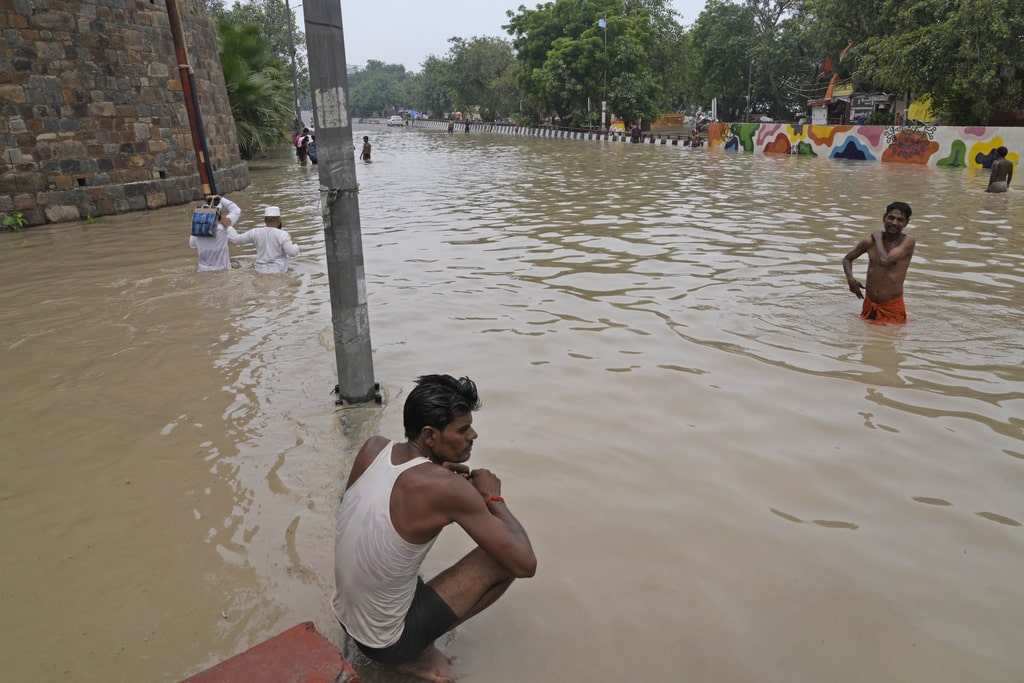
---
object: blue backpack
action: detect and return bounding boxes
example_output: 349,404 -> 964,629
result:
191,203 -> 220,237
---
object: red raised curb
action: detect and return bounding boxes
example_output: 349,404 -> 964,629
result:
181,621 -> 361,683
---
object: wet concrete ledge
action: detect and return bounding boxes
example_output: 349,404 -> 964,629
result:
181,622 -> 360,683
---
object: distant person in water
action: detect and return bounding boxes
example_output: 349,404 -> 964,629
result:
307,135 -> 318,165
842,201 -> 916,324
360,136 -> 372,162
986,146 -> 1013,193
295,127 -> 310,166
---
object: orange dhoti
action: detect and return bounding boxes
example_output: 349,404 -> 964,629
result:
861,294 -> 906,324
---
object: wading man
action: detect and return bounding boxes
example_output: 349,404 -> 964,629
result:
226,206 -> 299,273
842,201 -> 917,324
986,146 -> 1013,193
333,374 -> 536,683
188,194 -> 241,272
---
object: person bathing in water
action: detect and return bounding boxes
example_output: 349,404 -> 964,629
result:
333,374 -> 536,682
842,201 -> 917,324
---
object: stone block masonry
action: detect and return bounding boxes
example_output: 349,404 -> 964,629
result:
0,0 -> 249,227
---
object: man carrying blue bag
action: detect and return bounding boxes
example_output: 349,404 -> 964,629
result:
188,194 -> 242,272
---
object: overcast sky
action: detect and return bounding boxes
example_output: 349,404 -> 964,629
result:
295,0 -> 708,73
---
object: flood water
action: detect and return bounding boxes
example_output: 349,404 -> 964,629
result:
2,125 -> 1023,682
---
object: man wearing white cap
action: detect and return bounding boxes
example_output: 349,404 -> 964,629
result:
227,206 -> 300,273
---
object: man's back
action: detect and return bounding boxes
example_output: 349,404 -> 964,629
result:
333,440 -> 437,648
189,196 -> 240,272
189,227 -> 230,271
991,157 -> 1012,182
227,226 -> 298,272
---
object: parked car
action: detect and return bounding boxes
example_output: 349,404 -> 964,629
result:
387,115 -> 404,127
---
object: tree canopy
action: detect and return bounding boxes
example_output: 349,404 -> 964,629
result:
348,61 -> 413,118
843,0 -> 1024,123
504,0 -> 670,126
206,0 -> 1023,135
213,17 -> 293,158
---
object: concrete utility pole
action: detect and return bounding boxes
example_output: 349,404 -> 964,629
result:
302,0 -> 377,404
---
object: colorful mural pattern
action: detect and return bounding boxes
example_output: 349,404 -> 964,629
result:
708,123 -> 1022,170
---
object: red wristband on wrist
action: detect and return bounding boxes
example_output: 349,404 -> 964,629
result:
484,495 -> 504,506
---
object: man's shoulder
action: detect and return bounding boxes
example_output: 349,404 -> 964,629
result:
356,435 -> 390,462
397,460 -> 474,501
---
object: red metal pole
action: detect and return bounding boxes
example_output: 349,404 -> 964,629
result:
166,0 -> 216,195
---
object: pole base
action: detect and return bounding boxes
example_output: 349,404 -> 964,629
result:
333,383 -> 382,405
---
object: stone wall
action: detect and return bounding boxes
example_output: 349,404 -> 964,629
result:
0,0 -> 248,227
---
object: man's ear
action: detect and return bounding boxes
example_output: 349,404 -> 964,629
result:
420,426 -> 437,446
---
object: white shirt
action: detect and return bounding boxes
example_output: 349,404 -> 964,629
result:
333,441 -> 436,648
226,223 -> 300,273
188,197 -> 241,272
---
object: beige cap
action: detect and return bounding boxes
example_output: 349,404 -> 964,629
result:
264,206 -> 281,218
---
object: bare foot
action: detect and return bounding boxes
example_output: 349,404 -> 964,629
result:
393,644 -> 456,683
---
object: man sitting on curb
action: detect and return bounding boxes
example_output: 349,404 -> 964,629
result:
333,374 -> 536,683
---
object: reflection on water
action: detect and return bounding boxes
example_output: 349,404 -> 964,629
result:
1,128 -> 1022,682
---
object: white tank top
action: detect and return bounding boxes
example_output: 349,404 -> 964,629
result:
332,441 -> 436,647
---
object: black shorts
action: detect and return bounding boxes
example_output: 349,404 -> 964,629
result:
353,577 -> 458,665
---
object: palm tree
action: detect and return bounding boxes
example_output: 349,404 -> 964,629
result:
214,18 -> 294,159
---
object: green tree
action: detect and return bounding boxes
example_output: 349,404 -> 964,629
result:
447,37 -> 519,120
505,0 -> 669,126
629,0 -> 691,112
204,0 -> 228,16
409,56 -> 455,118
214,18 -> 294,158
853,0 -> 1024,124
742,0 -> 824,120
216,0 -> 310,116
689,0 -> 758,119
348,61 -> 411,117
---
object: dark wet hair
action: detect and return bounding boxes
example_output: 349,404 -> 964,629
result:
404,375 -> 481,440
885,201 -> 912,219
997,146 -> 1008,157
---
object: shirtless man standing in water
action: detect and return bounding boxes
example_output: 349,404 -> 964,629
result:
842,201 -> 917,324
986,146 -> 1013,193
333,374 -> 536,682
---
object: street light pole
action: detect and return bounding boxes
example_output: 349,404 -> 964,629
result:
284,1 -> 302,131
600,17 -> 607,131
745,58 -> 753,123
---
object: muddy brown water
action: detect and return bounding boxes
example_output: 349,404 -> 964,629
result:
2,126 -> 1023,682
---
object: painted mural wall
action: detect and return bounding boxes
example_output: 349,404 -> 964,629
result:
706,123 -> 1023,170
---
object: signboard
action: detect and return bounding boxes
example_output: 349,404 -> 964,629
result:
833,81 -> 854,97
